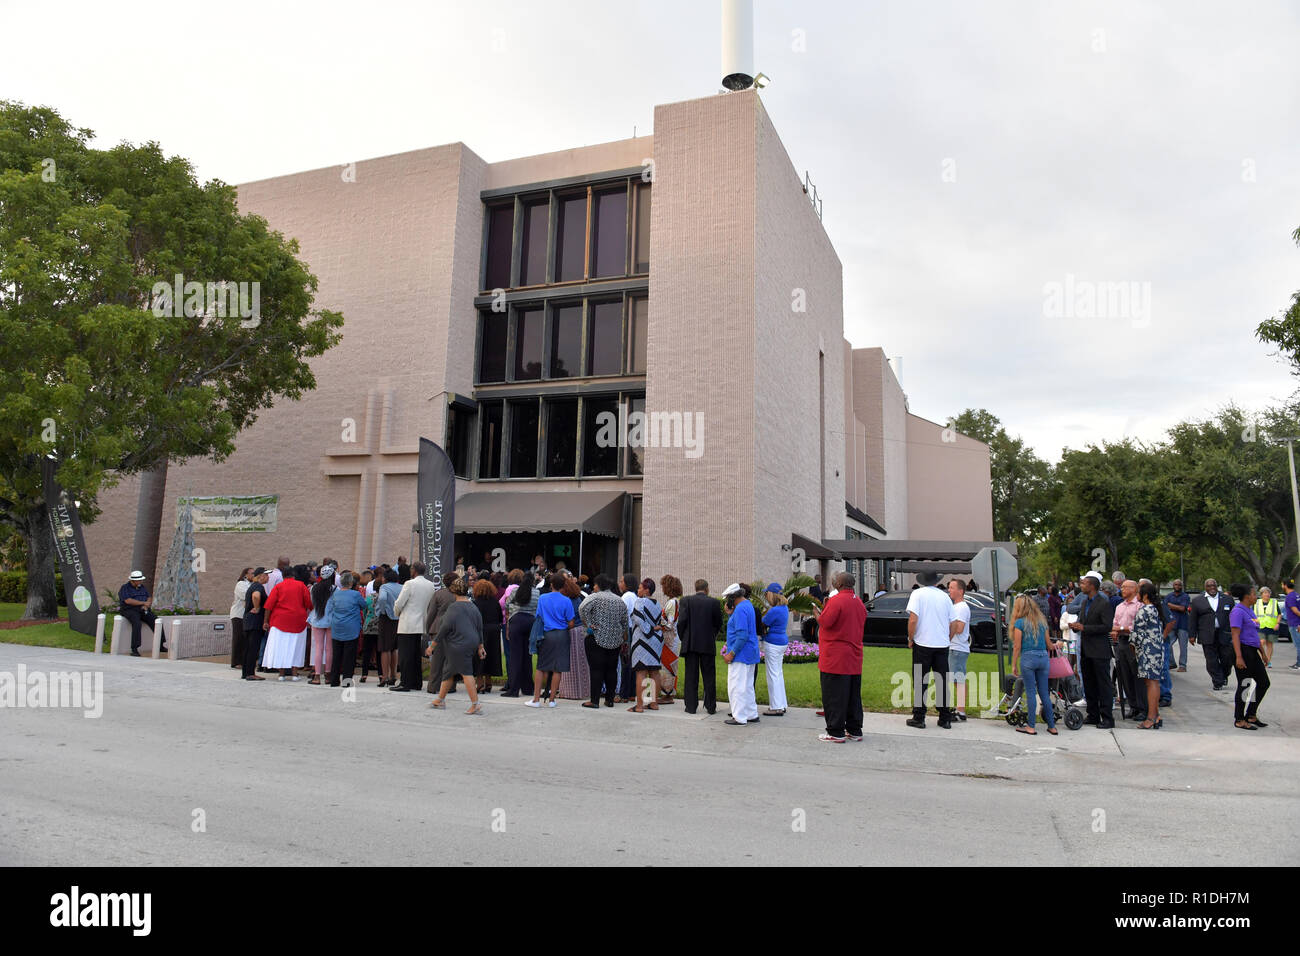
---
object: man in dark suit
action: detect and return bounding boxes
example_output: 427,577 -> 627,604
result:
1069,571 -> 1116,728
1188,578 -> 1235,690
676,579 -> 724,715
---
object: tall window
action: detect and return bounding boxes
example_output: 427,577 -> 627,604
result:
479,401 -> 503,479
626,395 -> 646,476
590,186 -> 627,278
627,296 -> 648,375
508,401 -> 539,477
545,398 -> 579,477
479,311 -> 507,383
633,182 -> 651,273
554,193 -> 586,282
484,204 -> 514,290
587,300 -> 622,376
513,307 -> 543,381
447,404 -> 475,479
519,198 -> 548,286
549,303 -> 582,378
582,396 -> 619,476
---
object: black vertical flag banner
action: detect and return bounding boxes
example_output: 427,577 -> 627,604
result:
41,456 -> 100,634
417,438 -> 455,590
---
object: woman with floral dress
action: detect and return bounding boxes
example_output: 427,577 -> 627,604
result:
656,575 -> 683,703
1133,581 -> 1166,729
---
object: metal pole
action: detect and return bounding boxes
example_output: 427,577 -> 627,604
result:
993,561 -> 1005,692
578,531 -> 584,579
1286,439 -> 1300,578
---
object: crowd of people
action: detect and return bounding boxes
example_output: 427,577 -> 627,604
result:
105,553 -> 1291,741
1006,569 -> 1288,732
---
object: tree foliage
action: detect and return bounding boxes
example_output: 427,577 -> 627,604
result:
949,408 -> 1055,545
0,100 -> 343,616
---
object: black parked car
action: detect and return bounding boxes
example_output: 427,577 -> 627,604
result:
862,590 -> 1003,652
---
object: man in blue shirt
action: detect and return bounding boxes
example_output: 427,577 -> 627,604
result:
118,570 -> 165,656
1164,579 -> 1191,672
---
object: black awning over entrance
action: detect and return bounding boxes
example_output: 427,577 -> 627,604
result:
455,490 -> 625,537
813,539 -> 1018,562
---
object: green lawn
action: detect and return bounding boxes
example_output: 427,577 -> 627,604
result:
0,602 -> 113,652
0,604 -> 1009,713
676,644 -> 1005,711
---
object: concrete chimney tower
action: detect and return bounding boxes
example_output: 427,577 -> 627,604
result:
720,0 -> 755,90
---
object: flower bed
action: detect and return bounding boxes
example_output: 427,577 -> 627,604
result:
758,640 -> 819,664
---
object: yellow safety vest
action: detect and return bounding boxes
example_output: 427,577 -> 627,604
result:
1257,598 -> 1280,630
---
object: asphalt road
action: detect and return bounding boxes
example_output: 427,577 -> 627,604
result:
2,642 -> 1296,866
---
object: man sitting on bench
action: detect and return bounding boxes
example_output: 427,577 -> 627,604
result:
119,570 -> 166,656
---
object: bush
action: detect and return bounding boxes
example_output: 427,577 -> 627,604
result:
0,571 -> 65,605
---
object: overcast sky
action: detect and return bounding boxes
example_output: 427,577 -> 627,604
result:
3,0 -> 1296,460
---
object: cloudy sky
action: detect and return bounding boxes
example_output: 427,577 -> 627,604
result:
2,0 -> 1296,460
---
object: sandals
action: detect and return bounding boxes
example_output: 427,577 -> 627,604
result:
465,703 -> 483,715
428,700 -> 446,709
762,709 -> 786,717
308,677 -> 321,685
1015,726 -> 1037,735
1248,718 -> 1268,728
627,705 -> 644,713
1235,720 -> 1258,731
581,702 -> 600,709
1047,727 -> 1058,735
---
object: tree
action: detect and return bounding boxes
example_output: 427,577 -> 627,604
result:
948,408 -> 1056,544
1255,226 -> 1300,374
0,101 -> 343,617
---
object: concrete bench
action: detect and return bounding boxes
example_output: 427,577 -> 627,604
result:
107,615 -> 234,660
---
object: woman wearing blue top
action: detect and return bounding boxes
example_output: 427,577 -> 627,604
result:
761,583 -> 789,716
325,572 -> 368,688
1010,594 -> 1057,735
1229,583 -> 1269,730
722,583 -> 761,725
528,573 -> 575,708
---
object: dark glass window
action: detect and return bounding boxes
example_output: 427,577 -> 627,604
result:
479,401 -> 503,479
626,396 -> 646,476
545,398 -> 579,477
633,183 -> 651,273
479,311 -> 507,383
508,401 -> 539,478
484,204 -> 514,290
554,193 -> 587,282
590,187 -> 627,278
447,404 -> 475,479
582,396 -> 619,477
550,303 -> 582,378
513,307 -> 543,381
587,300 -> 622,376
627,297 -> 647,374
519,199 -> 548,286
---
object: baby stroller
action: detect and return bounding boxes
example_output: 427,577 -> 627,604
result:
997,660 -> 1085,731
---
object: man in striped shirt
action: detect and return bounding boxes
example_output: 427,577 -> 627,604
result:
579,575 -> 628,709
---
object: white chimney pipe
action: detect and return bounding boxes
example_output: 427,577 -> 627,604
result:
721,0 -> 754,90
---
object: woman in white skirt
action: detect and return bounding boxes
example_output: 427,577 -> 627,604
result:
261,565 -> 314,681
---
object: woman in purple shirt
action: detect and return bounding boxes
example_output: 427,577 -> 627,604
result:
1228,583 -> 1269,730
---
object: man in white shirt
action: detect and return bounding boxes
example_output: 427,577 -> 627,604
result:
265,555 -> 290,594
947,579 -> 972,721
906,570 -> 956,729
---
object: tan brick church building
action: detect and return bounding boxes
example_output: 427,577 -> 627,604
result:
82,89 -> 993,611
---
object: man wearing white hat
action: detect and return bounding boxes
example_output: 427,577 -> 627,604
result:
119,570 -> 165,657
1069,570 -> 1116,728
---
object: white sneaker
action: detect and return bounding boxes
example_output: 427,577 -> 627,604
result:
277,676 -> 287,682
524,700 -> 541,708
548,700 -> 558,708
290,676 -> 301,682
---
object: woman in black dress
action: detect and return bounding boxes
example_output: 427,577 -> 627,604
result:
472,578 -> 503,694
428,579 -> 486,715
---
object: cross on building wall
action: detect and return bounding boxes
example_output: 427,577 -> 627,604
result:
321,386 -> 420,567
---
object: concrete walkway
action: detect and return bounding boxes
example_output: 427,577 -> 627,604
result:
1,642 -> 1296,866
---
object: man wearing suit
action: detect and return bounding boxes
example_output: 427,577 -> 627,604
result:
1069,571 -> 1116,729
390,562 -> 437,692
676,579 -> 724,715
1188,578 -> 1235,691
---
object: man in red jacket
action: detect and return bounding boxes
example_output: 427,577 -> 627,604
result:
814,572 -> 868,742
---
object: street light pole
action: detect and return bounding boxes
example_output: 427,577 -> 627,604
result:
1281,438 -> 1300,579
